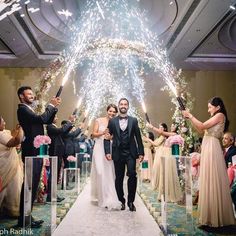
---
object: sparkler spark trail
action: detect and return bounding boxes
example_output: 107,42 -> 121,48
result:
58,0 -> 182,122
96,1 -> 105,19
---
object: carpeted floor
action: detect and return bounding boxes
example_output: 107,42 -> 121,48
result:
138,181 -> 236,236
1,175 -> 236,236
0,175 -> 87,236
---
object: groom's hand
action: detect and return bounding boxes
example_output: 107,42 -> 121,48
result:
138,155 -> 144,163
105,154 -> 112,161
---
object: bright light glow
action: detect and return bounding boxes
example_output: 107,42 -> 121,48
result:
20,13 -> 25,17
96,1 -> 105,19
0,3 -> 21,21
230,5 -> 236,10
52,0 -> 182,122
169,1 -> 173,5
24,0 -> 30,4
28,7 -> 40,13
76,97 -> 82,108
141,101 -> 147,113
58,9 -> 73,19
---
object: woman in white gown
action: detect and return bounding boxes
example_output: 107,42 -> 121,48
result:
90,104 -> 120,210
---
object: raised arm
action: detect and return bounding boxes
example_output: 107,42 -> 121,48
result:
182,110 -> 224,134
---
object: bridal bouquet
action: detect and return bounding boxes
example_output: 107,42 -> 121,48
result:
33,135 -> 51,148
165,134 -> 184,147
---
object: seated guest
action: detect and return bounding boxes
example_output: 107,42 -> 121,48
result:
0,116 -> 24,217
222,132 -> 236,168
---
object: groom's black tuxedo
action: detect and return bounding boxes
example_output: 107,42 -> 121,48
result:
104,115 -> 144,206
104,116 -> 144,160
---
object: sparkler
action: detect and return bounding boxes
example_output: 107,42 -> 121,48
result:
96,1 -> 105,19
141,101 -> 150,123
82,109 -> 89,123
72,97 -> 82,115
52,0 -> 186,121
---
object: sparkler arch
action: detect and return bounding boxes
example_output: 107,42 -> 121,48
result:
36,0 -> 189,127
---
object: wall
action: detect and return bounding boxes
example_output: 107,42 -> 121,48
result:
0,68 -> 236,134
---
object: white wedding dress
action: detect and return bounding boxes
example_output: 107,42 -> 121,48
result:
90,118 -> 120,210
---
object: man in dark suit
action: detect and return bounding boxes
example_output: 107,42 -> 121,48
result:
17,86 -> 61,228
46,114 -> 75,202
222,132 -> 236,168
104,98 -> 144,211
61,121 -> 83,168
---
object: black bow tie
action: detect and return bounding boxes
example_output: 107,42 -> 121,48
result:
119,116 -> 128,120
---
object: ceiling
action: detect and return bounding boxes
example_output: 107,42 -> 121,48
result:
0,0 -> 236,70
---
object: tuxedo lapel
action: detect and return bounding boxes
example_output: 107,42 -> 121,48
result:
114,117 -> 120,137
128,116 -> 132,137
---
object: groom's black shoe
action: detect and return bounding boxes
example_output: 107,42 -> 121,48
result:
128,202 -> 136,212
121,203 -> 125,210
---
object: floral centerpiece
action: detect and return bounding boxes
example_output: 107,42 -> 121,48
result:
67,155 -> 77,168
165,134 -> 184,147
33,135 -> 51,156
165,134 -> 184,156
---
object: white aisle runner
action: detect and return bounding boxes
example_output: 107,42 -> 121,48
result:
53,183 -> 162,236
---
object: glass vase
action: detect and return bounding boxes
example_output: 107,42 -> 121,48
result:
68,161 -> 76,169
39,144 -> 48,157
171,144 -> 180,156
142,160 -> 148,169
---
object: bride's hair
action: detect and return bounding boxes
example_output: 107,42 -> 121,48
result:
107,104 -> 118,113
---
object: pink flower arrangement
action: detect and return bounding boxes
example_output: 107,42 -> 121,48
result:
165,135 -> 184,147
33,135 -> 51,148
67,155 -> 77,162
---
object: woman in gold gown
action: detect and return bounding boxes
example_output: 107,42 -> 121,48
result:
182,97 -> 235,227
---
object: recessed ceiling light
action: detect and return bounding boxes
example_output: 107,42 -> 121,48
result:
230,5 -> 235,10
169,1 -> 173,5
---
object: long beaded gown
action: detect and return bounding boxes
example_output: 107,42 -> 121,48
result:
151,135 -> 166,190
198,120 -> 235,227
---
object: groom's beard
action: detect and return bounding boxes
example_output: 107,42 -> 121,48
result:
119,107 -> 127,114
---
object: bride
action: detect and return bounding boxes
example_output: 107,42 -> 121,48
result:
90,104 -> 120,210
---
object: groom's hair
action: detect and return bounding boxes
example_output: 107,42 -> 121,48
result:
118,98 -> 129,105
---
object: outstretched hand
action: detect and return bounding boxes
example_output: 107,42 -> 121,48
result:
146,122 -> 153,129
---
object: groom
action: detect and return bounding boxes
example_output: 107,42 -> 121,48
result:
104,98 -> 144,211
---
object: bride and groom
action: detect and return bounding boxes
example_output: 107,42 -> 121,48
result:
90,98 -> 144,211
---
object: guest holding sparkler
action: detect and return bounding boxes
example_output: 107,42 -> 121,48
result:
141,132 -> 154,182
147,122 -> 182,202
182,97 -> 235,227
144,123 -> 167,190
17,86 -> 61,228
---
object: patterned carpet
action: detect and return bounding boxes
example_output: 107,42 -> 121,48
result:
1,175 -> 236,235
0,175 -> 87,236
138,181 -> 236,236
